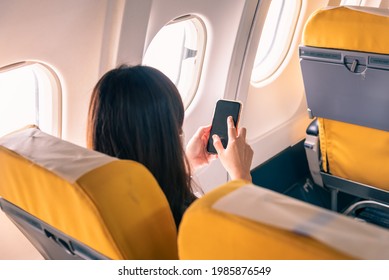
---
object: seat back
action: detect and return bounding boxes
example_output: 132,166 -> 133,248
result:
0,127 -> 178,259
299,6 -> 389,205
178,181 -> 389,259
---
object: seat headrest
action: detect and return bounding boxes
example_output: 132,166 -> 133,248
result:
0,126 -> 117,183
303,6 -> 389,54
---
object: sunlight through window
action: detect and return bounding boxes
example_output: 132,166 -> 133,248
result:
251,0 -> 301,84
0,63 -> 61,137
143,16 -> 206,108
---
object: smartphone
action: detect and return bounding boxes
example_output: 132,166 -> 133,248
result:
207,99 -> 242,154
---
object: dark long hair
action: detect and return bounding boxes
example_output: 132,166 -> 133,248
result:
87,65 -> 195,226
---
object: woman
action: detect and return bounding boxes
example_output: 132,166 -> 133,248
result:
87,65 -> 253,226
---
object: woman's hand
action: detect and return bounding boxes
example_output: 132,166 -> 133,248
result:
185,125 -> 218,172
212,116 -> 253,182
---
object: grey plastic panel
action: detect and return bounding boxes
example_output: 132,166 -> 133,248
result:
0,198 -> 110,260
321,173 -> 389,205
300,46 -> 389,132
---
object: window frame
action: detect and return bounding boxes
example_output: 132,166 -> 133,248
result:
0,61 -> 62,137
250,0 -> 302,85
142,15 -> 207,109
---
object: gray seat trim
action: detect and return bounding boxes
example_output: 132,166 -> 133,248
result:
300,46 -> 389,132
0,198 -> 109,260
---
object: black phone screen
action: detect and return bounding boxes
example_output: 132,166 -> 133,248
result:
207,99 -> 241,154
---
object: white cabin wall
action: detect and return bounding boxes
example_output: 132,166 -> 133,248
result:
114,0 -> 152,68
0,0 -> 126,146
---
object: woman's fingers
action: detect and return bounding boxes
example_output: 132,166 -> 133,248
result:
227,116 -> 237,140
212,134 -> 224,154
210,116 -> 253,182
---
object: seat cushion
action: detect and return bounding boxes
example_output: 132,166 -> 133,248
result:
318,118 -> 389,191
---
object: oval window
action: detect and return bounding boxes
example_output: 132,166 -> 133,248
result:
0,62 -> 61,137
143,16 -> 206,108
251,0 -> 301,84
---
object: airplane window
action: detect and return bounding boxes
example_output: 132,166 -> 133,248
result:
251,0 -> 301,84
0,62 -> 61,137
143,16 -> 206,108
341,0 -> 381,7
341,0 -> 362,4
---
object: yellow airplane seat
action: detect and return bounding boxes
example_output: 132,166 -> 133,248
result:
178,180 -> 389,259
299,6 -> 389,218
0,126 -> 178,260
